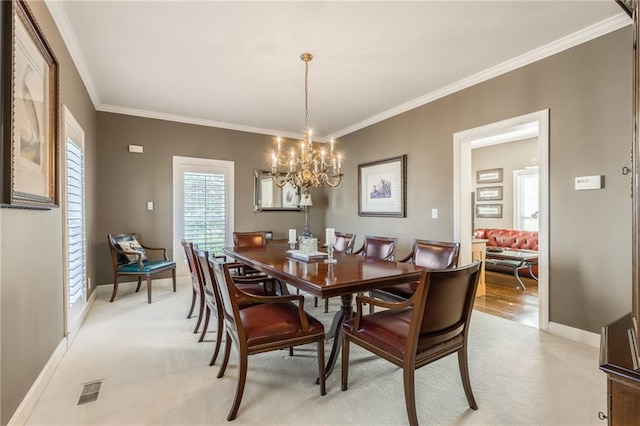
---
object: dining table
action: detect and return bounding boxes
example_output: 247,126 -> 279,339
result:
223,243 -> 424,379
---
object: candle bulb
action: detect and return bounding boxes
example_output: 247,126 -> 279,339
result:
330,138 -> 334,153
277,136 -> 281,152
308,129 -> 313,145
338,154 -> 342,171
289,229 -> 297,243
321,149 -> 325,167
325,228 -> 335,246
272,152 -> 276,169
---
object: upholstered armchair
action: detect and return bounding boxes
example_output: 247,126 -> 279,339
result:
107,233 -> 176,303
342,262 -> 482,425
211,259 -> 326,421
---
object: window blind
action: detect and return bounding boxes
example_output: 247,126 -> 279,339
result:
183,172 -> 227,257
66,139 -> 85,306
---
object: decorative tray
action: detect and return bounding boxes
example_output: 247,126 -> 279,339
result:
287,250 -> 328,261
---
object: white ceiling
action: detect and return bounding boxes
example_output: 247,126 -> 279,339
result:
46,1 -> 628,141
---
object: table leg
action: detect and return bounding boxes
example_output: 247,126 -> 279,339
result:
317,293 -> 353,383
514,267 -> 526,291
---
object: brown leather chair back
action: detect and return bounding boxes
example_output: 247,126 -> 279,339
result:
194,248 -> 222,309
359,235 -> 397,260
181,240 -> 201,286
418,262 -> 481,343
333,232 -> 356,253
233,231 -> 267,248
411,239 -> 460,269
211,259 -> 242,339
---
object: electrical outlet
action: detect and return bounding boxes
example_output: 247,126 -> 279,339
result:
431,208 -> 438,219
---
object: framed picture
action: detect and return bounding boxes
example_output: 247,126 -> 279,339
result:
358,155 -> 407,217
281,181 -> 300,207
476,204 -> 503,218
476,186 -> 503,201
476,168 -> 503,184
1,0 -> 59,209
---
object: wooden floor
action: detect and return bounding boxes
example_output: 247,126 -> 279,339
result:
474,270 -> 539,328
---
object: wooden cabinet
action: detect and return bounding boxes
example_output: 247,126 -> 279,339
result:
471,239 -> 487,297
600,314 -> 640,425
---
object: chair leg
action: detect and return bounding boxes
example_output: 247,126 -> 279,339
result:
324,297 -> 329,313
227,350 -> 248,421
187,288 -> 197,318
193,292 -> 204,334
457,347 -> 478,410
146,276 -> 152,303
403,366 -> 418,426
341,336 -> 350,391
289,347 -> 294,356
317,337 -> 326,396
314,296 -> 318,307
369,298 -> 375,314
135,277 -> 142,292
198,307 -> 210,342
109,276 -> 120,302
217,332 -> 232,378
172,268 -> 177,292
210,314 -> 224,366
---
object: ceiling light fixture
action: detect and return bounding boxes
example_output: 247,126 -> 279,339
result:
270,53 -> 343,189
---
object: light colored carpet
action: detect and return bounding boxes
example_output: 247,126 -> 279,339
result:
26,280 -> 606,425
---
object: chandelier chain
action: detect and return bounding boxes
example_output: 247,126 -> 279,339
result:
304,58 -> 309,131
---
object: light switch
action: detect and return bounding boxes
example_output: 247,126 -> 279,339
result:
146,201 -> 154,211
432,208 -> 438,219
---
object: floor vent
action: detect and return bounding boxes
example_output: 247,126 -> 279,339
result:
77,380 -> 102,406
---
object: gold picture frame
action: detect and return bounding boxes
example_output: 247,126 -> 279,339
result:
1,0 -> 59,209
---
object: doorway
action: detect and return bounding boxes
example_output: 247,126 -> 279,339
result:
453,110 -> 549,331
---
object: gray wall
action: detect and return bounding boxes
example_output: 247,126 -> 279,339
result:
95,113 -> 325,285
0,1 -> 98,424
326,27 -> 632,334
473,138 -> 539,229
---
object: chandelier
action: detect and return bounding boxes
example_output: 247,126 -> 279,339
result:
271,53 -> 343,189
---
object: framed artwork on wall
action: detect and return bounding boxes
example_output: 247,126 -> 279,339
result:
476,186 -> 503,201
1,0 -> 59,209
358,155 -> 407,217
476,204 -> 503,218
476,168 -> 503,184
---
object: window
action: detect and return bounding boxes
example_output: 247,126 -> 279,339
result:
173,156 -> 235,274
514,168 -> 539,231
66,139 -> 86,306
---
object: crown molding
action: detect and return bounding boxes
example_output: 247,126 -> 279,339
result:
44,0 -> 101,108
332,12 -> 631,139
97,104 -> 316,141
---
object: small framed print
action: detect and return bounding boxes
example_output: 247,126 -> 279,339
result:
476,168 -> 503,184
476,204 -> 502,218
476,186 -> 503,201
358,155 -> 407,217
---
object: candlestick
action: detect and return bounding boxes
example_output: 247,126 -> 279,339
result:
324,244 -> 337,264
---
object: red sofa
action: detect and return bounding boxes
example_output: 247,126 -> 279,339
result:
473,228 -> 538,276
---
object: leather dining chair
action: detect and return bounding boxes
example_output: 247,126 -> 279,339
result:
353,235 -> 397,260
211,259 -> 326,421
321,232 -> 357,312
369,239 -> 460,312
193,248 -> 273,364
341,262 -> 482,426
182,240 -> 205,334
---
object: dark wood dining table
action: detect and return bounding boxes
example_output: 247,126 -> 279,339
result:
223,243 -> 424,379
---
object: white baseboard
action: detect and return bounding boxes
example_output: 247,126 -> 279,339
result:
548,321 -> 600,348
8,290 -> 98,425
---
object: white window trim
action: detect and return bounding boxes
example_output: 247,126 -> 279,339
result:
172,156 -> 235,275
61,105 -> 87,346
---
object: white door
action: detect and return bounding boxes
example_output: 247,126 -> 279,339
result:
173,156 -> 235,275
63,107 -> 87,345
